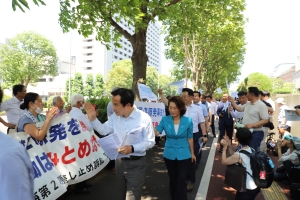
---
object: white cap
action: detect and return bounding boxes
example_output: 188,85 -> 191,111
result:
275,97 -> 286,104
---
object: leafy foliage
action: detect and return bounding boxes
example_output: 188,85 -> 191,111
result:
237,72 -> 272,92
72,72 -> 84,94
104,60 -> 176,96
93,73 -> 104,97
84,74 -> 94,98
87,97 -> 111,123
58,0 -> 182,98
0,31 -> 58,88
164,0 -> 246,94
11,0 -> 46,12
271,78 -> 294,94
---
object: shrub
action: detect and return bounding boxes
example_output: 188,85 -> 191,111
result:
87,97 -> 110,123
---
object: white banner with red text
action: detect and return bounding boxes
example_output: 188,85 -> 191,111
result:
9,114 -> 109,200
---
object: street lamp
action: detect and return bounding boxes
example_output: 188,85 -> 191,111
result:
69,56 -> 76,103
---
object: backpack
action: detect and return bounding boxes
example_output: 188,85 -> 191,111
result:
240,148 -> 274,188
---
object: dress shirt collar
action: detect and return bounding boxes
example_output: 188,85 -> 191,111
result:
13,96 -> 23,104
121,106 -> 138,120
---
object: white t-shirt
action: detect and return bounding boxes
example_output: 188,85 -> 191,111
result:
236,147 -> 257,190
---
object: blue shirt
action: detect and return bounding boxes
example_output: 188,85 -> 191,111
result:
195,103 -> 208,117
0,132 -> 34,200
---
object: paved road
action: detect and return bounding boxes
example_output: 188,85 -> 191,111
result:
66,136 -> 215,200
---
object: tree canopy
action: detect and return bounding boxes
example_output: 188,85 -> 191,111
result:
58,0 -> 182,99
237,72 -> 272,92
0,31 -> 58,88
11,0 -> 45,12
104,60 -> 176,96
164,0 -> 246,94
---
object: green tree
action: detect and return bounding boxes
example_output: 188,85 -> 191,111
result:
238,72 -> 272,92
164,0 -> 246,94
0,31 -> 58,88
84,74 -> 94,98
105,60 -> 176,96
271,78 -> 294,94
105,60 -> 133,93
72,72 -> 84,94
94,73 -> 105,97
59,0 -> 182,99
11,0 -> 45,12
64,77 -> 73,102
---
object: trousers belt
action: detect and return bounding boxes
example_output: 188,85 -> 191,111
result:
121,156 -> 143,160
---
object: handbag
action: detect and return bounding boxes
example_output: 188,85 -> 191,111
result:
224,154 -> 247,192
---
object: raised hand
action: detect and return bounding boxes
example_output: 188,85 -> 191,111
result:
46,107 -> 58,121
84,103 -> 97,121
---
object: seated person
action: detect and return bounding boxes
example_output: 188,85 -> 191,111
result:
275,125 -> 290,155
274,135 -> 300,183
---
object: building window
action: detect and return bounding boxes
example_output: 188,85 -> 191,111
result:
87,67 -> 92,70
119,58 -> 122,60
87,53 -> 92,56
87,60 -> 92,63
124,54 -> 127,57
114,49 -> 118,52
120,52 -> 123,55
114,56 -> 118,59
87,39 -> 93,42
49,78 -> 53,82
87,46 -> 92,49
39,78 -> 46,82
124,47 -> 127,51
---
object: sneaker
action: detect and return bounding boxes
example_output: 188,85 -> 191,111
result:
187,182 -> 194,191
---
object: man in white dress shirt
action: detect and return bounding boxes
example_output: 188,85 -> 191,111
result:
69,94 -> 93,132
68,94 -> 92,194
0,84 -> 26,133
206,95 -> 218,138
85,88 -> 155,200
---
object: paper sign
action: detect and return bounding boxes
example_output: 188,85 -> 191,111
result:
9,114 -> 110,200
285,109 -> 300,121
137,83 -> 158,101
217,88 -> 222,94
135,101 -> 166,136
231,92 -> 238,98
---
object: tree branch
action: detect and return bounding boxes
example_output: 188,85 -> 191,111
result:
107,15 -> 133,42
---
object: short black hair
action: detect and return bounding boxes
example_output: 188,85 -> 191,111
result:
206,95 -> 212,99
236,128 -> 252,146
248,87 -> 259,97
182,88 -> 194,96
237,91 -> 247,97
262,91 -> 270,97
20,92 -> 39,110
13,84 -> 25,96
111,88 -> 135,107
193,91 -> 201,97
168,96 -> 186,116
258,90 -> 264,96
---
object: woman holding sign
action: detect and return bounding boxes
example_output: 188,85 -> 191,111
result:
153,96 -> 194,200
18,92 -> 58,140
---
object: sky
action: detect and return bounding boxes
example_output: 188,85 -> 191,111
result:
0,0 -> 300,89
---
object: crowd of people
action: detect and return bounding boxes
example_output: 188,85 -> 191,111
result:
0,84 -> 300,200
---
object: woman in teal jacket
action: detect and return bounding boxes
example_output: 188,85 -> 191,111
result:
154,96 -> 195,200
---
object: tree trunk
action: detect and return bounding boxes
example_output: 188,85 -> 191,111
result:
131,29 -> 148,101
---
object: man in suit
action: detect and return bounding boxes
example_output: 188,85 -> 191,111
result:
217,93 -> 234,153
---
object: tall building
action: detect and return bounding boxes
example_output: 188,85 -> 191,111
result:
72,21 -> 162,79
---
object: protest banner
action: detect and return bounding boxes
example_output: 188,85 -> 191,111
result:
9,114 -> 109,200
285,109 -> 300,121
135,101 -> 166,136
137,83 -> 158,101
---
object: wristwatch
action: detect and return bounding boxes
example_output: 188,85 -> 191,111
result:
203,135 -> 207,138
